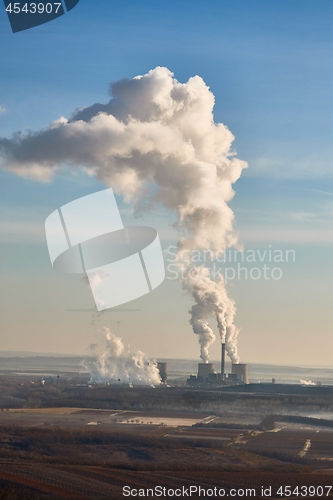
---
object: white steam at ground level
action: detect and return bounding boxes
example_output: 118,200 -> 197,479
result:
86,327 -> 161,386
300,379 -> 316,386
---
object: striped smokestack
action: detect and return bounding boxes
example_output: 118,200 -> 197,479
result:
221,343 -> 225,380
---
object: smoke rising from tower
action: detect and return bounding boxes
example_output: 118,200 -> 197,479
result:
86,327 -> 161,386
0,67 -> 247,363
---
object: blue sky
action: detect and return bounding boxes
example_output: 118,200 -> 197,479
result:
0,0 -> 332,366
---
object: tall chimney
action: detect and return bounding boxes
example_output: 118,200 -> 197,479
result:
221,343 -> 225,380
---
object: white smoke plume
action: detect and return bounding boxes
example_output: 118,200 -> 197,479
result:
184,266 -> 239,363
86,327 -> 161,386
300,379 -> 316,386
0,67 -> 247,363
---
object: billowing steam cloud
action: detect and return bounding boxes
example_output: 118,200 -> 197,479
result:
86,327 -> 161,385
185,266 -> 239,363
0,67 -> 247,363
300,379 -> 316,386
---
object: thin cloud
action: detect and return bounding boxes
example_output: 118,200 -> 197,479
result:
240,227 -> 333,244
248,156 -> 332,179
311,189 -> 333,197
288,211 -> 318,222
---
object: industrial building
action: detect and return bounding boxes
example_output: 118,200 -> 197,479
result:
187,343 -> 249,386
231,363 -> 249,384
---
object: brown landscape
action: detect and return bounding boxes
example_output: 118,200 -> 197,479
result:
0,375 -> 332,499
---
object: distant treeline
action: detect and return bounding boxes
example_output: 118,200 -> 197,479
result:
260,414 -> 333,431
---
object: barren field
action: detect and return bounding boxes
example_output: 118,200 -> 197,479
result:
0,381 -> 332,498
0,408 -> 209,429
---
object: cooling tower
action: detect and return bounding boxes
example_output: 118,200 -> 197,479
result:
231,363 -> 249,384
198,363 -> 215,380
157,362 -> 167,383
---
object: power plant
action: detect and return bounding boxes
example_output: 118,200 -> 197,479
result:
187,343 -> 249,386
